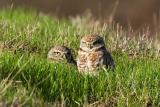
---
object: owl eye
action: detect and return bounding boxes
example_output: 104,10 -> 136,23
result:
82,41 -> 86,44
54,52 -> 60,56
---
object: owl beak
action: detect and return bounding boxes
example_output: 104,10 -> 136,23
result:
89,45 -> 92,49
87,44 -> 92,49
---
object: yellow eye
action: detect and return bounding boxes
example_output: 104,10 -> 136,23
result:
54,52 -> 60,56
81,41 -> 86,44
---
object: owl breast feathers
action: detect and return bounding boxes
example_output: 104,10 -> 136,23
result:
77,35 -> 115,74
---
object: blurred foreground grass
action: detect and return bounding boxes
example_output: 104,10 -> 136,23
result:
0,9 -> 160,107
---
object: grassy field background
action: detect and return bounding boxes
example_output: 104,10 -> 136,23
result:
0,9 -> 160,107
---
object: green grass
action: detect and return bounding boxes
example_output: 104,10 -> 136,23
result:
0,8 -> 160,107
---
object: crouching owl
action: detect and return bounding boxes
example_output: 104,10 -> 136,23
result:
47,45 -> 76,65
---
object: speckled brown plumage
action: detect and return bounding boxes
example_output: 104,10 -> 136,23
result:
77,35 -> 115,74
47,45 -> 76,65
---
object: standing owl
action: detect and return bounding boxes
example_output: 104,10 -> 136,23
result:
77,35 -> 115,74
47,45 -> 76,65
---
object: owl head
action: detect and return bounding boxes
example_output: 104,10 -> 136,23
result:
47,45 -> 76,64
80,35 -> 105,52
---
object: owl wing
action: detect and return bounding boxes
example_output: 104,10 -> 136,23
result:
65,49 -> 77,65
104,49 -> 115,70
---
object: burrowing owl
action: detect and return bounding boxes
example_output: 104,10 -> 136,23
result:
47,45 -> 76,65
77,35 -> 115,74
